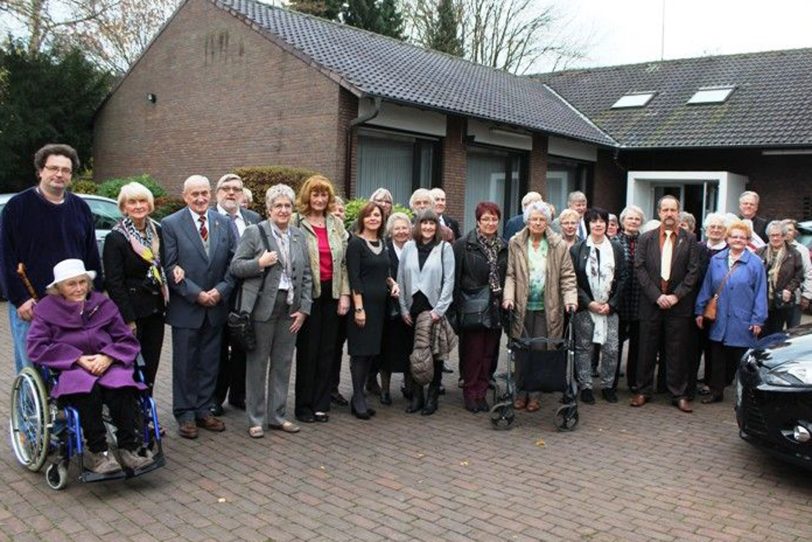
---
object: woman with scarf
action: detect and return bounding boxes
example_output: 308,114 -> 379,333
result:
615,205 -> 644,392
104,182 -> 181,393
570,208 -> 625,404
453,202 -> 508,413
757,221 -> 804,335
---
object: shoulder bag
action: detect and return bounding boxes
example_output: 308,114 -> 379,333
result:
703,262 -> 739,322
227,224 -> 273,351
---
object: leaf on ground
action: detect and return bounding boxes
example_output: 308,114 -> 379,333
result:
535,438 -> 546,447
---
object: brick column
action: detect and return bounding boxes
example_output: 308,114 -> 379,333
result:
442,115 -> 467,225
528,133 -> 548,198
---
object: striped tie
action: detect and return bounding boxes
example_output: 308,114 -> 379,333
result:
198,215 -> 208,242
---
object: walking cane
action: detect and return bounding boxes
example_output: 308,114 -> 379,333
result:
16,263 -> 38,301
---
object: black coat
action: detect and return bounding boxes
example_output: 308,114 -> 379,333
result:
570,238 -> 626,314
102,225 -> 166,323
453,229 -> 508,298
441,215 -> 462,241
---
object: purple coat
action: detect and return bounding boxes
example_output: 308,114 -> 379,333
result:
27,292 -> 145,398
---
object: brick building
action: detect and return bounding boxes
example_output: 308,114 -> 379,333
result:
94,0 -> 812,230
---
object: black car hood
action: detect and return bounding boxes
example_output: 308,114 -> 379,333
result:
750,324 -> 812,369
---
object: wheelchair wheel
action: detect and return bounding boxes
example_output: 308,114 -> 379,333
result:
9,367 -> 51,472
554,405 -> 578,432
45,461 -> 69,490
489,402 -> 515,430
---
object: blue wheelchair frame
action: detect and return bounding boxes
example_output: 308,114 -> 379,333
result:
9,355 -> 165,489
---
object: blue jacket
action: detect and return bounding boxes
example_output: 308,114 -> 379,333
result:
695,249 -> 767,348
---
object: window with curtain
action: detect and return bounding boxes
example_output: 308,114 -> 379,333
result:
357,131 -> 435,206
464,147 -> 524,233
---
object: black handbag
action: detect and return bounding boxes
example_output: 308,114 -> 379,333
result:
227,225 -> 273,352
457,286 -> 496,330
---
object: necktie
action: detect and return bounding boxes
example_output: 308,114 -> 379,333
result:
229,214 -> 240,240
198,214 -> 208,242
661,230 -> 673,282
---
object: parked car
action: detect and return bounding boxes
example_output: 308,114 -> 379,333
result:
796,220 -> 812,250
0,192 -> 122,257
736,326 -> 812,469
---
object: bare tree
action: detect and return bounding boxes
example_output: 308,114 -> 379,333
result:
0,0 -> 179,72
406,0 -> 587,74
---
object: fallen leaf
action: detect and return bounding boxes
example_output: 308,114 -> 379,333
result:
460,460 -> 470,466
535,439 -> 546,447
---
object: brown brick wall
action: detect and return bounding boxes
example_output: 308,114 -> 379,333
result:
442,115 -> 467,225
593,148 -> 626,213
339,89 -> 359,199
528,134 -> 548,196
93,0 -> 345,195
620,149 -> 812,220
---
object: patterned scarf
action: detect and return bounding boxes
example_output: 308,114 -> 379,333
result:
113,218 -> 169,303
764,243 -> 786,301
476,229 -> 503,294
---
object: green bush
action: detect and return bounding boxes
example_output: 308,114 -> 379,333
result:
152,196 -> 186,221
234,165 -> 324,214
97,174 -> 167,200
70,179 -> 97,194
343,198 -> 412,232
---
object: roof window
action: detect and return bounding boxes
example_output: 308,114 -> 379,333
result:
611,92 -> 656,109
687,85 -> 736,105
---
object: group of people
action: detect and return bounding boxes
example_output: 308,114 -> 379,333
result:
2,144 -> 806,473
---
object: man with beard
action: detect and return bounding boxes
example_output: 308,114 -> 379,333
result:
632,195 -> 701,413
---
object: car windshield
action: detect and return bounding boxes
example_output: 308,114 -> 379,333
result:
85,198 -> 122,230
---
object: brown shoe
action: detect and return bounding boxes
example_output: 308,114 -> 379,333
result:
675,397 -> 693,413
526,399 -> 541,412
178,420 -> 198,439
513,397 -> 527,410
196,415 -> 225,432
630,394 -> 648,407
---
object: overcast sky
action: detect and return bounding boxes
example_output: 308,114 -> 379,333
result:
557,0 -> 812,69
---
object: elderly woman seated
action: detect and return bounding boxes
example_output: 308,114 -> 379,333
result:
27,259 -> 154,474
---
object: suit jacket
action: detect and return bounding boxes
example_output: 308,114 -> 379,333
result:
102,223 -> 166,323
161,208 -> 235,328
229,221 -> 312,320
243,208 -> 262,225
635,227 -> 700,318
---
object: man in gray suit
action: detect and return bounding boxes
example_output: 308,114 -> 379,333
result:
162,175 -> 236,439
212,173 -> 262,415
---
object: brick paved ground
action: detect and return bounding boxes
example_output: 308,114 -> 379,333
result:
1,302 -> 810,541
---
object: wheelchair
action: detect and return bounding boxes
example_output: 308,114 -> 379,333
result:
9,356 -> 165,490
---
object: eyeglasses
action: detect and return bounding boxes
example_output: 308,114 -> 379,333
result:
43,165 -> 73,175
219,185 -> 242,193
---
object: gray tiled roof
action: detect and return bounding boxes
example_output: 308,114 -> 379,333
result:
214,0 -> 616,146
535,48 -> 812,149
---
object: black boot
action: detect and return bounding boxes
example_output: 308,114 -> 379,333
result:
406,385 -> 425,413
422,384 -> 439,415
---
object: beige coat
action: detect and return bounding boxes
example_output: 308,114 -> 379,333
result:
293,213 -> 350,299
503,227 -> 577,340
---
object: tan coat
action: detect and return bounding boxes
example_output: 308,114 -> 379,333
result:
293,213 -> 350,299
503,227 -> 577,340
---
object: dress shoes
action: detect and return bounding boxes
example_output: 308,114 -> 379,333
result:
630,394 -> 648,407
601,388 -> 618,403
314,412 -> 329,422
269,421 -> 301,433
580,389 -> 596,405
351,404 -> 372,420
209,403 -> 225,417
675,397 -> 693,413
296,413 -> 316,423
178,420 -> 199,439
701,394 -> 724,404
331,392 -> 349,406
196,415 -> 226,432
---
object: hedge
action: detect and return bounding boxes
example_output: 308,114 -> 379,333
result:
234,165 -> 324,214
343,198 -> 412,232
97,174 -> 167,200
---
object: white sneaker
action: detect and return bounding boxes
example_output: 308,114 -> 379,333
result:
119,448 -> 154,470
85,450 -> 122,474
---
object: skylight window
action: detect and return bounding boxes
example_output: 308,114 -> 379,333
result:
611,92 -> 656,109
687,85 -> 736,104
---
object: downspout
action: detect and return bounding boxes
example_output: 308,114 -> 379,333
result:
345,96 -> 382,197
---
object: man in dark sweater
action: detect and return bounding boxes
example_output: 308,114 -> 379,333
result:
0,144 -> 102,372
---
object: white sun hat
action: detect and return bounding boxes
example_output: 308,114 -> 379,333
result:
47,259 -> 97,289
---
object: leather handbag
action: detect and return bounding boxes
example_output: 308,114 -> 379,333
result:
703,262 -> 739,323
227,225 -> 273,351
457,285 -> 495,330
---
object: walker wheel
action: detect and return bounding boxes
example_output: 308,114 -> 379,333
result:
555,405 -> 579,432
46,461 -> 69,490
489,402 -> 515,430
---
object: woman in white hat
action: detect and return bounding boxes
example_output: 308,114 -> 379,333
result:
27,259 -> 154,474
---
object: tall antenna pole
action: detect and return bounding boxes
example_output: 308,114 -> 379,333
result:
660,0 -> 666,60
